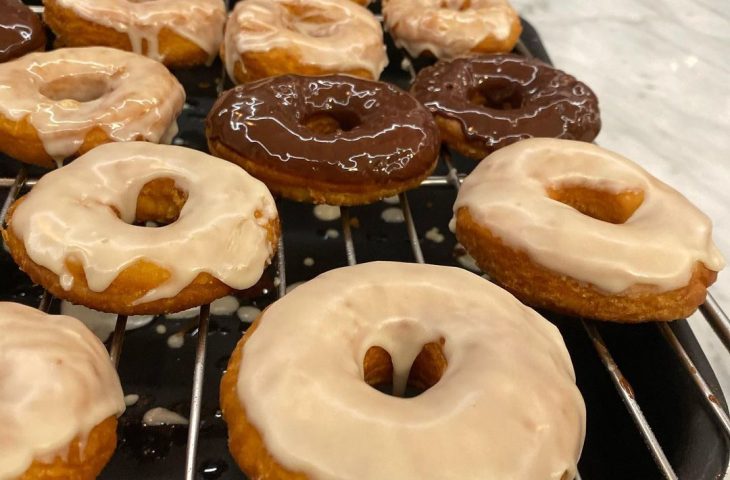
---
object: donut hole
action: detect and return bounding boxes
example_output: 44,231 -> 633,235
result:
469,78 -> 525,110
303,110 -> 361,135
283,4 -> 338,37
40,74 -> 113,103
439,0 -> 471,11
547,185 -> 644,224
134,178 -> 189,226
362,339 -> 446,398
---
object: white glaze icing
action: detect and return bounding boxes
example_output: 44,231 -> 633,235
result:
155,324 -> 167,334
0,302 -> 124,480
454,243 -> 480,272
236,305 -> 261,324
124,394 -> 140,407
237,262 -> 585,479
313,204 -> 341,221
324,228 -> 340,239
0,47 -> 184,163
454,138 -> 726,293
142,407 -> 188,427
303,257 -> 315,266
166,333 -> 184,349
380,206 -> 405,223
383,0 -> 519,59
223,0 -> 388,82
210,295 -> 240,316
425,226 -> 445,243
165,307 -> 200,320
61,300 -> 154,342
9,142 -> 278,304
53,0 -> 226,63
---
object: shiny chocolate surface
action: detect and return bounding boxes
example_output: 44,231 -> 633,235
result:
411,54 -> 601,153
0,0 -> 45,63
206,74 -> 440,186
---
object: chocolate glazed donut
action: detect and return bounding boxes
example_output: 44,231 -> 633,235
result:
0,0 -> 45,63
206,74 -> 440,205
411,54 -> 601,160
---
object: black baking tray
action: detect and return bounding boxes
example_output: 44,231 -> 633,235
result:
1,2 -> 728,479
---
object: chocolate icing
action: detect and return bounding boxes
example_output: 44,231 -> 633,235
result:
0,0 -> 45,63
206,74 -> 440,187
411,54 -> 601,153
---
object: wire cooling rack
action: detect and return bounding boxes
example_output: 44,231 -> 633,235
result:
2,2 -> 729,479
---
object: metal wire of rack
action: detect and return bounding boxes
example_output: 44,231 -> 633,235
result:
1,5 -> 729,480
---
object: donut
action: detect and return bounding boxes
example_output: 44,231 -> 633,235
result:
411,54 -> 601,160
2,142 -> 280,316
222,0 -> 387,84
383,0 -> 521,59
0,302 -> 124,480
43,0 -> 226,68
220,262 -> 585,480
0,47 -> 184,168
454,138 -> 726,322
206,74 -> 440,205
0,0 -> 46,63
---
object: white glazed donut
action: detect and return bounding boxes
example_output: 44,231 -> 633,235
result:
453,138 -> 725,321
0,47 -> 185,168
43,0 -> 226,67
221,261 -> 585,479
223,0 -> 388,83
383,0 -> 522,59
0,302 -> 124,479
3,142 -> 279,315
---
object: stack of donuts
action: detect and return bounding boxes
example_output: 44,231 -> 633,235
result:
0,0 -> 724,479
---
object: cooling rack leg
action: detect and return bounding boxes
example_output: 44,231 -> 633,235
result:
582,321 -> 678,480
184,304 -> 211,480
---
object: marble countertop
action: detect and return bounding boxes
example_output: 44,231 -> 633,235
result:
512,0 -> 730,406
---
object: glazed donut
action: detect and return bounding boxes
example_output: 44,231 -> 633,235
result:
206,74 -> 440,205
454,138 -> 725,322
383,0 -> 521,59
222,0 -> 387,84
0,47 -> 184,168
43,0 -> 226,68
0,302 -> 124,480
2,142 -> 280,316
0,0 -> 46,63
411,54 -> 601,160
220,262 -> 585,480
